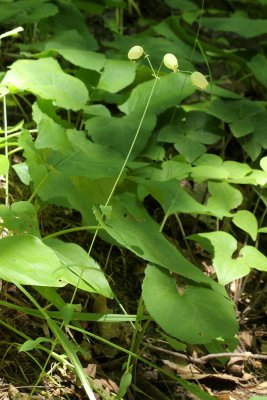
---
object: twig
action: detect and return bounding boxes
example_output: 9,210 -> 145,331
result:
146,343 -> 267,364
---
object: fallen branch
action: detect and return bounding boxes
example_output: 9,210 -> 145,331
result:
146,343 -> 267,365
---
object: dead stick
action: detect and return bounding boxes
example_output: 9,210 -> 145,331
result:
146,344 -> 267,364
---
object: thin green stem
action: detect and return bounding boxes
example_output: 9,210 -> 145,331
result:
3,95 -> 9,207
42,225 -> 101,240
87,64 -> 160,256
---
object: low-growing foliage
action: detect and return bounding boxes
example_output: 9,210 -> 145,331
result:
0,0 -> 267,398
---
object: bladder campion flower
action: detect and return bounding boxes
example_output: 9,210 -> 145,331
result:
163,53 -> 178,72
190,71 -> 208,90
128,45 -> 144,61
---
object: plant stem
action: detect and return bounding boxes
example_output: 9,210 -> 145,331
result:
3,95 -> 9,207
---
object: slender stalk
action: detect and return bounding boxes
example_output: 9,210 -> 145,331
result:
87,65 -> 160,256
3,95 -> 9,206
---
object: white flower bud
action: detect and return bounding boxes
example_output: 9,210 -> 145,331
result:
163,53 -> 179,72
190,71 -> 208,90
128,46 -> 144,61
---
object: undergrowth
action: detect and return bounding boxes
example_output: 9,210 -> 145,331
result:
0,1 -> 267,399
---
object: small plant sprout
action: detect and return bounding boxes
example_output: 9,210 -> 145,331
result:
190,71 -> 209,90
163,53 -> 179,72
127,45 -> 144,61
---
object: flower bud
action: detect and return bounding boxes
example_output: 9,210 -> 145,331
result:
190,71 -> 208,90
128,45 -> 144,61
163,53 -> 178,72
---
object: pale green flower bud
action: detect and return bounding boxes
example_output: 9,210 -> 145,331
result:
190,71 -> 208,90
128,45 -> 144,61
163,53 -> 179,72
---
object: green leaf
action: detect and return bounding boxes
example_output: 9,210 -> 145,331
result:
45,30 -> 106,71
86,112 -> 156,159
3,58 -> 89,111
0,235 -> 64,286
13,162 -> 31,185
18,130 -> 123,220
48,2 -> 98,50
32,104 -> 73,152
0,0 -> 58,24
0,201 -> 40,236
248,54 -> 267,89
97,59 -> 136,93
208,98 -> 262,139
239,246 -> 267,272
99,193 -> 219,285
19,337 -> 52,352
158,109 -> 220,162
142,265 -> 238,344
260,155 -> 267,172
116,369 -> 132,399
45,239 -> 113,297
232,210 -> 258,241
191,165 -> 229,182
119,72 -> 195,115
0,155 -> 9,175
202,17 -> 267,38
207,182 -> 243,218
189,232 -> 251,285
136,178 -> 208,215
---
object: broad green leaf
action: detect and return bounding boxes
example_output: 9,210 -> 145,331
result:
84,104 -> 111,118
45,239 -> 113,297
32,105 -> 73,152
0,201 -> 40,236
119,72 -> 195,115
208,98 -> 262,138
207,182 -> 243,218
0,154 -> 9,175
97,59 -> 136,93
142,265 -> 238,344
128,159 -> 191,182
45,30 -> 105,71
248,54 -> 267,89
99,192 -> 219,286
0,235 -> 64,286
0,0 -> 58,24
2,58 -> 89,111
194,153 -> 223,166
152,16 -> 202,63
202,17 -> 267,38
243,110 -> 267,160
48,2 -> 98,50
19,129 -> 119,223
86,112 -> 156,159
189,232 -> 252,285
174,138 -> 206,162
157,110 -> 220,161
223,161 -> 252,180
158,111 -> 220,145
239,246 -> 267,272
232,210 -> 258,241
230,118 -> 254,138
260,156 -> 267,172
191,165 -> 229,183
136,178 -> 208,215
13,162 -> 31,185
